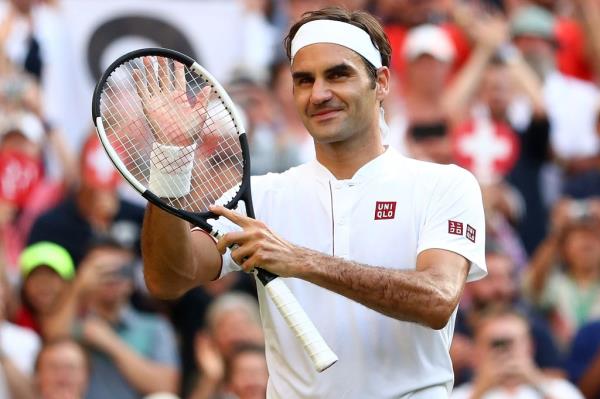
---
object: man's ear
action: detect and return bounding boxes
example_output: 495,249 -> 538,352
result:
375,67 -> 390,101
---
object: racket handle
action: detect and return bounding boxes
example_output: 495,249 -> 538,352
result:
264,278 -> 338,372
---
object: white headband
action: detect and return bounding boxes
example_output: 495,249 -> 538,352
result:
291,20 -> 383,68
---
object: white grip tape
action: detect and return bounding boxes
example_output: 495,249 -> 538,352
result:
148,142 -> 197,198
265,278 -> 338,372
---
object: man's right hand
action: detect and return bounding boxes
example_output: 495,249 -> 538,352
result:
133,57 -> 211,147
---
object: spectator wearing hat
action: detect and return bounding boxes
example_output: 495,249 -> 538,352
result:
44,237 -> 180,399
0,111 -> 77,275
511,5 -> 600,199
34,338 -> 89,399
13,241 -> 74,336
28,131 -> 144,265
386,24 -> 456,162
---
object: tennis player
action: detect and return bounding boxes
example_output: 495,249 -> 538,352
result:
142,7 -> 487,399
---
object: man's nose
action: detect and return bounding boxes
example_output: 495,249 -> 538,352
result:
310,78 -> 333,105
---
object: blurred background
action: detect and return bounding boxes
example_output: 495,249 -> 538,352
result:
0,0 -> 599,398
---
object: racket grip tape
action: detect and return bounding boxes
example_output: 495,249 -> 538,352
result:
265,278 -> 338,372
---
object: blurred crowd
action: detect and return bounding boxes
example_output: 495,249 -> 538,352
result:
0,0 -> 599,398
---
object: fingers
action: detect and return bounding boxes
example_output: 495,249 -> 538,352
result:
157,56 -> 169,91
230,241 -> 258,267
133,69 -> 150,102
144,57 -> 159,95
210,205 -> 254,227
193,86 -> 212,113
174,61 -> 185,91
215,230 -> 249,255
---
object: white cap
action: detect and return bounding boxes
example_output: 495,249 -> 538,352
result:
1,112 -> 44,145
403,24 -> 455,63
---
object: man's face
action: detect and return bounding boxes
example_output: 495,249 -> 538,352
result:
407,54 -> 450,91
227,352 -> 268,399
475,315 -> 532,365
480,65 -> 512,119
291,43 -> 382,146
513,36 -> 555,78
469,253 -> 516,308
36,342 -> 88,399
562,226 -> 600,274
212,309 -> 263,358
89,247 -> 134,307
24,267 -> 67,315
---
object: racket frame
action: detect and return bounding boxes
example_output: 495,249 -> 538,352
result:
92,47 -> 338,372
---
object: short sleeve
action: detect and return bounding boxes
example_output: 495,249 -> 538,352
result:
417,166 -> 487,282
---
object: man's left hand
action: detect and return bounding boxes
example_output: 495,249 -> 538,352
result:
210,205 -> 303,277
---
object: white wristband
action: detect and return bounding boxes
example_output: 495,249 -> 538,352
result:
148,142 -> 197,198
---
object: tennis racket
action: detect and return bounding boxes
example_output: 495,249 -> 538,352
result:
91,47 -> 337,372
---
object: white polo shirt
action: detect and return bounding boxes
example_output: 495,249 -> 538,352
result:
218,147 -> 487,399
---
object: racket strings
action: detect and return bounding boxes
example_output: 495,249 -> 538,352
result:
99,55 -> 245,213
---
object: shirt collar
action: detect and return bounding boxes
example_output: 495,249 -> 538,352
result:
309,146 -> 400,184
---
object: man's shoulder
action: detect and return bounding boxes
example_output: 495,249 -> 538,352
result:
399,157 -> 477,192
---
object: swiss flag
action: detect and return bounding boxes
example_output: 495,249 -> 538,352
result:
451,115 -> 520,183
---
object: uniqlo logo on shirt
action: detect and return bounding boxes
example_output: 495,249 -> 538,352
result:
374,201 -> 396,220
448,220 -> 464,235
466,224 -> 476,243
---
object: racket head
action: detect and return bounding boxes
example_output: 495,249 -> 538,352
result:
92,48 -> 253,231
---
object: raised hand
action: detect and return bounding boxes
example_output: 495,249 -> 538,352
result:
133,56 -> 211,147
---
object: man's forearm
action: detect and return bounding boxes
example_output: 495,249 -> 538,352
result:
142,204 -> 220,299
294,248 -> 467,329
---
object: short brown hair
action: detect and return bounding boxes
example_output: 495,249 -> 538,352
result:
284,7 -> 392,83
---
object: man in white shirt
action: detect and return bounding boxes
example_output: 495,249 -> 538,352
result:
141,6 -> 487,398
451,308 -> 583,399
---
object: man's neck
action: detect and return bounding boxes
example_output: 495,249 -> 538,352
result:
315,135 -> 385,180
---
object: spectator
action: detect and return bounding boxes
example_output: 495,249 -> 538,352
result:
451,307 -> 583,399
14,241 -> 75,336
222,343 -> 268,399
524,197 -> 600,347
28,132 -> 144,264
44,237 -> 180,399
452,247 -> 561,385
566,318 -> 600,399
441,6 -> 553,256
511,5 -> 600,199
388,24 -> 455,161
0,268 -> 38,399
189,292 -> 263,399
34,338 -> 89,399
0,0 -> 90,149
170,272 -> 257,397
227,75 -> 302,175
